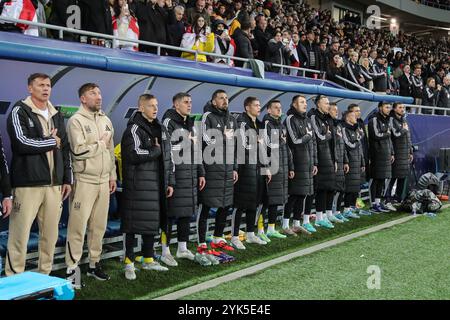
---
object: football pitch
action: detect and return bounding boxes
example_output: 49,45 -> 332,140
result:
184,207 -> 450,300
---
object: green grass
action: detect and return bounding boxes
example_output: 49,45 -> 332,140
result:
184,207 -> 450,300
70,210 -> 411,300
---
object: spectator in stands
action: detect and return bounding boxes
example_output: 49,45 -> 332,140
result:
326,41 -> 340,65
359,57 -> 373,91
0,0 -> 39,36
326,53 -> 347,87
180,14 -> 215,62
266,31 -> 295,73
435,68 -> 446,86
121,94 -> 175,279
47,0 -> 78,41
186,0 -> 209,26
387,74 -> 400,96
211,3 -> 227,23
167,5 -> 186,56
232,20 -> 254,67
79,0 -> 113,38
212,19 -> 235,66
253,14 -> 271,61
5,73 -> 72,276
290,32 -> 308,70
372,55 -> 388,94
303,30 -> 319,74
411,65 -> 424,105
318,41 -> 328,74
346,51 -> 365,91
135,0 -> 169,54
422,77 -> 440,112
0,133 -> 12,218
399,64 -> 413,97
112,0 -> 139,51
436,75 -> 450,115
65,83 -> 116,286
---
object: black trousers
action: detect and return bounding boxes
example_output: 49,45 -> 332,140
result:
261,204 -> 279,225
315,190 -> 334,212
344,192 -> 359,208
232,208 -> 257,236
165,217 -> 191,243
284,194 -> 312,220
386,178 -> 406,201
197,206 -> 230,244
335,191 -> 344,212
125,233 -> 154,261
370,179 -> 385,202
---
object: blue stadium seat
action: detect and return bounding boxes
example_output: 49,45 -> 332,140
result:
105,220 -> 121,237
0,231 -> 40,255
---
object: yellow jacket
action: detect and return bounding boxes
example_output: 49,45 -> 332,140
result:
229,19 -> 240,36
181,32 -> 215,62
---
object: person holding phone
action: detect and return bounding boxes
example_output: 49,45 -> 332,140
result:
181,14 -> 215,62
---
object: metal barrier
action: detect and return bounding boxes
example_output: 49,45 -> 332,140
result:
0,16 -> 323,77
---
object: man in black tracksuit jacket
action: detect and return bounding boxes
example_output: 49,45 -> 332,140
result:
0,133 -> 12,217
121,94 -> 175,275
198,90 -> 238,254
308,95 -> 336,229
386,103 -> 413,203
368,102 -> 394,213
161,93 -> 206,266
348,104 -> 369,183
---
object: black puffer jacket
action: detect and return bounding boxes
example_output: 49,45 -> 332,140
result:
121,112 -> 175,235
200,102 -> 238,208
342,121 -> 365,193
233,112 -> 266,209
308,108 -> 336,191
0,134 -> 11,197
162,109 -> 205,218
368,112 -> 393,180
284,107 -> 317,196
333,119 -> 348,192
356,118 -> 369,182
262,114 -> 293,205
389,111 -> 412,179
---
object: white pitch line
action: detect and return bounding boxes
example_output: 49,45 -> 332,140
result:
151,204 -> 449,300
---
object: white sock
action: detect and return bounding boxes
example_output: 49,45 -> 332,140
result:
89,262 -> 96,269
267,224 -> 275,233
344,207 -> 350,213
293,219 -> 301,227
303,214 -> 310,224
247,232 -> 255,238
282,218 -> 290,229
177,241 -> 187,252
316,211 -> 323,221
326,210 -> 333,218
162,244 -> 171,256
213,237 -> 225,244
258,228 -> 265,235
375,198 -> 381,205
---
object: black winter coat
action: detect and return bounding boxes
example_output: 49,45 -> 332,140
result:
422,86 -> 438,107
233,112 -> 266,209
308,108 -> 336,191
389,112 -> 412,179
356,118 -> 369,182
262,114 -> 293,205
342,122 -> 365,193
0,133 -> 11,197
78,0 -> 113,36
6,101 -> 72,188
121,112 -> 175,236
399,74 -> 413,97
368,112 -> 393,180
284,107 -> 317,196
253,27 -> 271,61
333,120 -> 348,192
232,28 -> 254,67
266,39 -> 294,73
135,2 -> 168,53
200,102 -> 238,208
162,109 -> 205,218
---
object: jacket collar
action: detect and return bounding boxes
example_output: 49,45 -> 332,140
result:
77,105 -> 106,120
22,96 -> 58,118
287,106 -> 307,119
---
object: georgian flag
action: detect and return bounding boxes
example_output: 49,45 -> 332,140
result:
112,15 -> 139,51
288,39 -> 300,67
1,0 -> 38,36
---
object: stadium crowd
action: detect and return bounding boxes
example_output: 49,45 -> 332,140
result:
1,0 -> 450,109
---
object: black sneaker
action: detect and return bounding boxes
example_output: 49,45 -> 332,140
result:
86,263 -> 110,281
66,267 -> 85,290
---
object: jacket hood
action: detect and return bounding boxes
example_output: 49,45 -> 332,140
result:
162,108 -> 194,127
263,113 -> 282,125
389,110 -> 405,122
128,111 -> 161,130
287,106 -> 307,119
237,112 -> 262,129
203,101 -> 230,118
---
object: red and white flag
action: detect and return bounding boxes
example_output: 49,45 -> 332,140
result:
1,0 -> 38,36
112,15 -> 139,51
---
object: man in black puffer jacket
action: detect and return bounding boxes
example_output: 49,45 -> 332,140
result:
308,95 -> 336,229
231,97 -> 269,249
282,95 -> 317,235
342,110 -> 366,217
348,104 -> 369,183
386,103 -> 413,204
198,90 -> 238,255
328,103 -> 355,222
0,133 -> 12,218
161,93 -> 206,266
121,94 -> 175,278
259,100 -> 294,240
368,102 -> 394,213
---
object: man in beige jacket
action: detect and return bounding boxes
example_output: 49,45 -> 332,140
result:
65,83 -> 117,287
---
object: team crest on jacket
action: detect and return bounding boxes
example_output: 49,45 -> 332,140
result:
84,125 -> 92,134
105,124 -> 111,131
73,202 -> 81,210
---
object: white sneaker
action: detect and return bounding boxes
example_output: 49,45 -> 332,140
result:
384,202 -> 397,212
161,253 -> 179,266
246,234 -> 267,245
142,261 -> 169,271
124,263 -> 137,280
231,237 -> 246,250
176,249 -> 195,261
